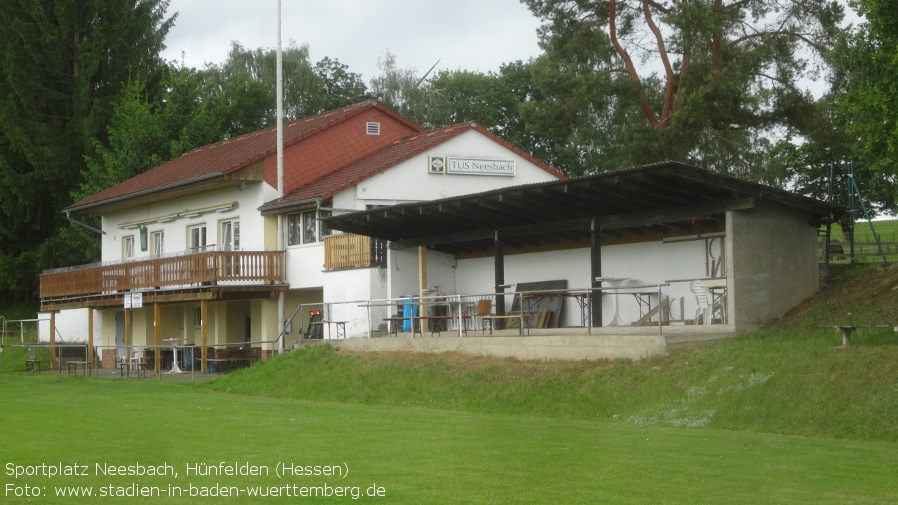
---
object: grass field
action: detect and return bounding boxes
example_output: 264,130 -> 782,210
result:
824,219 -> 898,262
2,264 -> 898,503
1,374 -> 897,504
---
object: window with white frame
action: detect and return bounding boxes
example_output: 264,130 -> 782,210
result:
123,235 -> 135,260
286,210 -> 331,246
152,231 -> 164,258
189,224 -> 207,253
220,219 -> 240,251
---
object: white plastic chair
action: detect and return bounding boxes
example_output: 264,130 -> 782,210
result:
690,280 -> 715,325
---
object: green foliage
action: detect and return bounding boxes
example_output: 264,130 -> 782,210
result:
827,0 -> 898,211
202,42 -> 370,135
77,66 -> 225,203
520,0 -> 846,178
368,52 -> 448,128
0,0 -> 174,303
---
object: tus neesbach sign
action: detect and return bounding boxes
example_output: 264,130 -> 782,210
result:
446,158 -> 515,176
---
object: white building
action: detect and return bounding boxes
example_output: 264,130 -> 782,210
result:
40,101 -> 564,370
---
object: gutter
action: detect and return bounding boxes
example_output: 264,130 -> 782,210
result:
258,197 -> 322,215
65,173 -> 224,215
65,211 -> 106,235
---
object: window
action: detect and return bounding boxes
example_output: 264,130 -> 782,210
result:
123,236 -> 135,260
319,210 -> 332,238
287,213 -> 302,246
303,212 -> 318,244
189,224 -> 207,253
220,219 -> 240,251
287,210 -> 331,245
152,231 -> 164,258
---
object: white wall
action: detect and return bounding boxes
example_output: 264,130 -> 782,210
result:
333,130 -> 561,211
454,240 -> 716,327
285,243 -> 326,288
321,268 -> 389,338
101,182 -> 277,263
37,308 -> 99,343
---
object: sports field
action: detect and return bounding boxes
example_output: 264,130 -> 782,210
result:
1,373 -> 896,504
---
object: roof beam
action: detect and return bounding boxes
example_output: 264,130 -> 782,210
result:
390,197 -> 757,250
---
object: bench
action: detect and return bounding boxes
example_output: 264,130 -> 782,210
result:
382,317 -> 409,337
417,315 -> 472,337
67,361 -> 92,376
119,361 -> 146,378
822,325 -> 897,347
25,359 -> 41,373
206,356 -> 230,374
482,313 -> 528,336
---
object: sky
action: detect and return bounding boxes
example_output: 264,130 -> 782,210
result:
160,0 -> 546,84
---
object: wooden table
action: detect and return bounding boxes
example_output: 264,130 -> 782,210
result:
308,320 -> 346,339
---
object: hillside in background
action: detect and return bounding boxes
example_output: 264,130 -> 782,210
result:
202,264 -> 898,441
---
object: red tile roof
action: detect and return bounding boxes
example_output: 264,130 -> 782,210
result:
68,101 -> 421,213
260,122 -> 566,212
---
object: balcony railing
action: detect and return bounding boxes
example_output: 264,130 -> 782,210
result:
323,234 -> 387,270
40,251 -> 285,299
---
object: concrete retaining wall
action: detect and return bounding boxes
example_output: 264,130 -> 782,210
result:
326,333 -> 668,361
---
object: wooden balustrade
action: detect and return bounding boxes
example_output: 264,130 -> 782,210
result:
40,251 -> 285,299
323,234 -> 387,270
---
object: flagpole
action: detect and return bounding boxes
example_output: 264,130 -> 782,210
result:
276,0 -> 286,354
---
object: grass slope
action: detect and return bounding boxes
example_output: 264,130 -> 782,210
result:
205,264 -> 898,442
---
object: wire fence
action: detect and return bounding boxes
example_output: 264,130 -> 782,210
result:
0,341 -> 273,378
819,219 -> 898,264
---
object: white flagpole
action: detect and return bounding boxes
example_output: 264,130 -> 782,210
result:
276,0 -> 286,354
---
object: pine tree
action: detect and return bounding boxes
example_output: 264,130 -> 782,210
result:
0,0 -> 174,305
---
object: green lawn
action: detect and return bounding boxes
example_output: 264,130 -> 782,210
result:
1,374 -> 897,504
3,265 -> 898,503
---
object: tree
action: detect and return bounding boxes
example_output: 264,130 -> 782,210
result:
77,65 -> 226,203
368,52 -> 449,127
0,0 -> 174,305
312,57 -> 370,112
428,63 -> 564,170
203,42 -> 369,136
828,0 -> 898,211
522,0 -> 846,178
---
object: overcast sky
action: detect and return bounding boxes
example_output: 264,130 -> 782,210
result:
160,0 -> 545,84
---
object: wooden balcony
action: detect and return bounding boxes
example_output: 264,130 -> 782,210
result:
40,251 -> 286,301
324,234 -> 387,270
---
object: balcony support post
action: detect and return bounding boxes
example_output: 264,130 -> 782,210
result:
201,300 -> 208,373
50,311 -> 57,370
154,303 -> 162,374
87,308 -> 94,367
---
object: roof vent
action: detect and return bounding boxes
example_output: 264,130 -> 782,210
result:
366,122 -> 381,136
